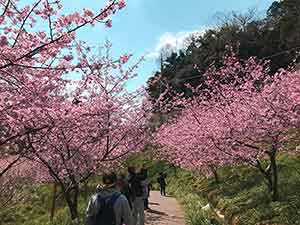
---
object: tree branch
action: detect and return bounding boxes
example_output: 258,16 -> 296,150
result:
0,0 -> 117,70
1,0 -> 10,17
12,0 -> 42,48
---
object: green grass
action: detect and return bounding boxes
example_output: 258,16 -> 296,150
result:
166,154 -> 300,225
0,177 -> 101,225
0,154 -> 299,225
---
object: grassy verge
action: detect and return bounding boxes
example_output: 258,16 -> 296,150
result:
166,154 -> 300,225
166,170 -> 220,225
204,155 -> 300,225
0,178 -> 100,225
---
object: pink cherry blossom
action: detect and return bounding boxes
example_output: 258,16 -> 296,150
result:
154,54 -> 300,201
105,19 -> 113,28
0,0 -> 153,220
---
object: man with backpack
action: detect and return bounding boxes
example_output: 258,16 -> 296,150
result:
127,166 -> 146,225
85,172 -> 133,225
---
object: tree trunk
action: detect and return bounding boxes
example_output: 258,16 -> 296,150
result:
269,150 -> 278,201
255,143 -> 279,202
209,165 -> 219,184
213,169 -> 220,184
174,166 -> 178,178
69,201 -> 78,221
83,181 -> 88,201
65,185 -> 79,220
50,183 -> 57,222
261,148 -> 279,202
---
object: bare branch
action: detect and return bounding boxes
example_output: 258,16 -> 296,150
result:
0,156 -> 21,178
12,0 -> 43,48
46,0 -> 54,41
1,0 -> 10,17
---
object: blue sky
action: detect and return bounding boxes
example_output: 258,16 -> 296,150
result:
62,0 -> 274,89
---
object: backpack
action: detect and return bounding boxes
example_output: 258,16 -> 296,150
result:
93,193 -> 120,225
129,175 -> 144,198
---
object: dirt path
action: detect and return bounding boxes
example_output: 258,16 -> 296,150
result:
145,191 -> 186,225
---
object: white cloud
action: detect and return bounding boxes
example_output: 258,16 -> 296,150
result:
146,27 -> 208,59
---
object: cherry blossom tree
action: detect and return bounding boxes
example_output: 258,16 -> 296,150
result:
155,54 -> 300,201
0,0 -> 126,177
15,43 -> 150,219
155,103 -> 233,183
0,0 -> 153,220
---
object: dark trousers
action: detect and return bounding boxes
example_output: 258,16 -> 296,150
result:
160,185 -> 166,196
144,198 -> 149,209
144,189 -> 150,209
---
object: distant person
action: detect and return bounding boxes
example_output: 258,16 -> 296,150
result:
85,172 -> 133,225
128,166 -> 146,225
157,172 -> 167,196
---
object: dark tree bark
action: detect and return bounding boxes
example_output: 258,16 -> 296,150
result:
83,181 -> 88,202
209,165 -> 220,184
255,145 -> 279,202
64,184 -> 79,220
269,147 -> 278,201
50,183 -> 57,222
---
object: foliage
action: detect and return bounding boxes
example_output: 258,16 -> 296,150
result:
147,0 -> 300,106
164,154 -> 300,225
0,177 -> 101,225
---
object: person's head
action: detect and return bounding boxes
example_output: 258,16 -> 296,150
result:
128,166 -> 136,174
116,174 -> 126,191
102,172 -> 117,186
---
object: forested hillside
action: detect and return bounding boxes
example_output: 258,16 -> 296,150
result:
147,0 -> 300,109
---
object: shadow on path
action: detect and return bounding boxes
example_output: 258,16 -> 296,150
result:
147,209 -> 168,216
149,202 -> 160,206
145,209 -> 168,225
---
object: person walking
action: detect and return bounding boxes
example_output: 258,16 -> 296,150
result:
85,172 -> 133,225
128,166 -> 146,225
157,172 -> 167,196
